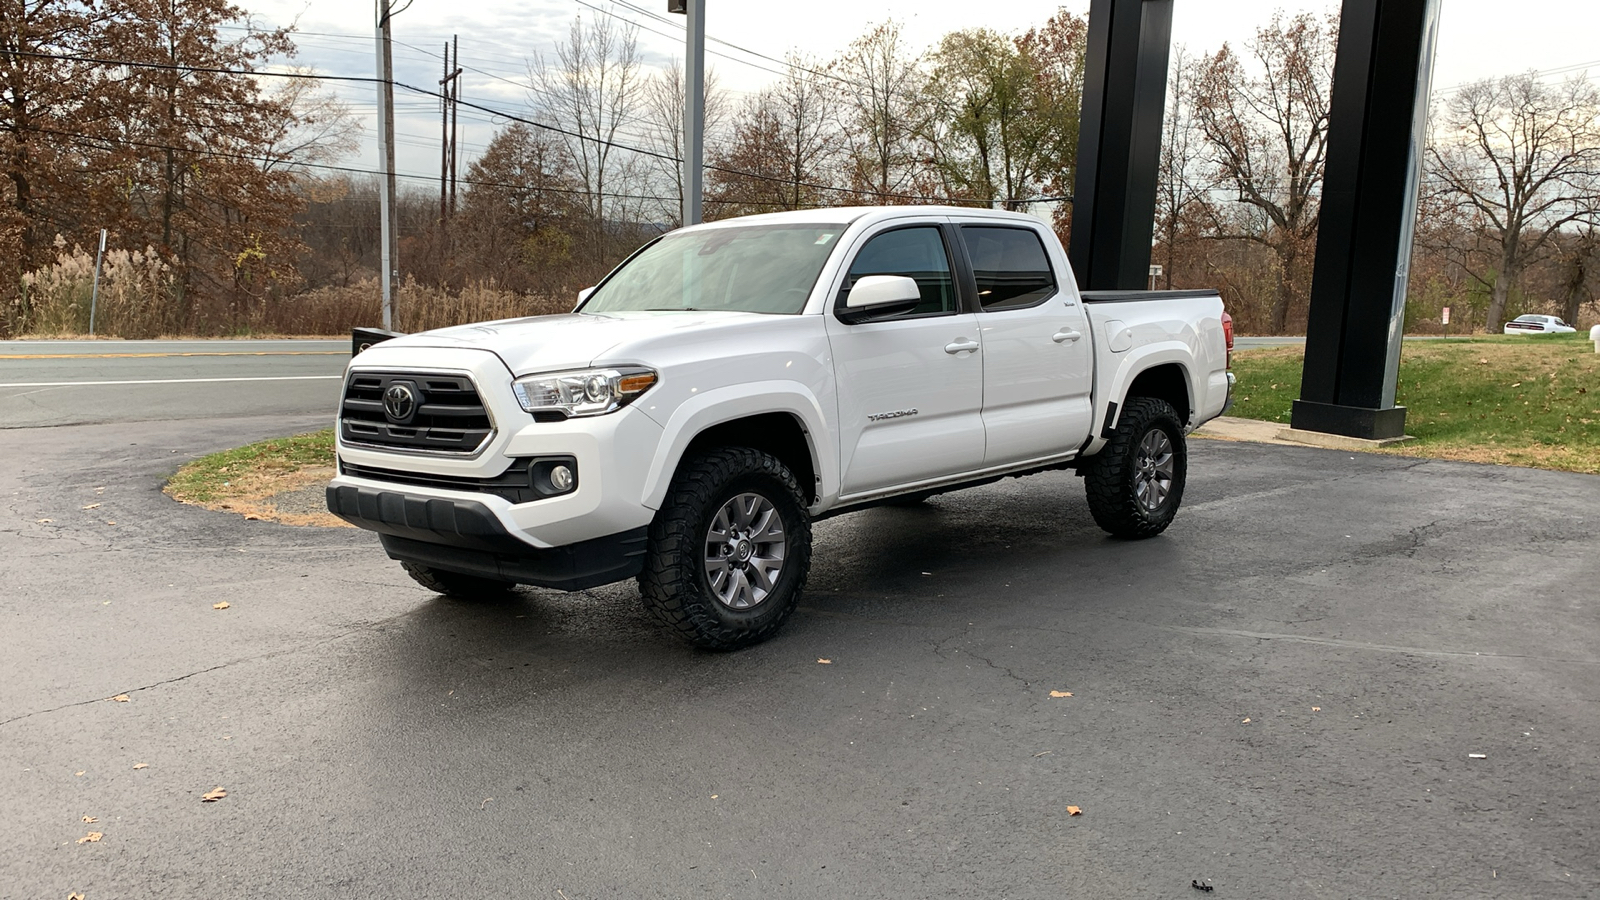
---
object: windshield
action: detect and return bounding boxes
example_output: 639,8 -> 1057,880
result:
581,223 -> 846,315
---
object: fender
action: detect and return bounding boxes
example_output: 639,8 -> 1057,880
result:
1086,341 -> 1198,456
640,381 -> 835,511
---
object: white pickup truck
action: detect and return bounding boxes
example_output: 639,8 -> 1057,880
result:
327,207 -> 1234,649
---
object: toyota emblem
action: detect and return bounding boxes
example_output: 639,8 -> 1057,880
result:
382,383 -> 417,422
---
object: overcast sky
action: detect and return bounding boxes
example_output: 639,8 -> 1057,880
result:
242,0 -> 1600,185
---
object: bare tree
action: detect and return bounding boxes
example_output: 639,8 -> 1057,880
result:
1427,72 -> 1600,330
639,59 -> 728,226
1193,11 -> 1336,333
260,69 -> 362,173
1154,46 -> 1215,289
707,56 -> 838,216
531,14 -> 644,229
833,20 -> 928,203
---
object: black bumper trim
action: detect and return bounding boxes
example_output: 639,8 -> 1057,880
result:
326,484 -> 648,591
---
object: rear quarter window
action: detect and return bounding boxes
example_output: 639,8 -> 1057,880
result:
961,226 -> 1058,311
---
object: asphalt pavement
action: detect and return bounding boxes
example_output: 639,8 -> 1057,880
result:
3,369 -> 1598,898
0,339 -> 348,427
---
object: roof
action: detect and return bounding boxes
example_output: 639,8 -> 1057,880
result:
679,205 -> 1047,232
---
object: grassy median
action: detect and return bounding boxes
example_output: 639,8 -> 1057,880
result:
1229,333 -> 1600,473
165,429 -> 343,525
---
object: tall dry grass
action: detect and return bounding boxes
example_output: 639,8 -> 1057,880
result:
9,242 -> 576,337
262,278 -> 576,335
12,240 -> 180,338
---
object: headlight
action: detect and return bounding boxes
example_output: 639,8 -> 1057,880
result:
512,367 -> 657,418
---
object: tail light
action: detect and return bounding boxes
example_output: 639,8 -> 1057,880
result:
1221,311 -> 1234,369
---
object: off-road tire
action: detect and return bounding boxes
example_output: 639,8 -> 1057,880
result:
1084,397 -> 1187,539
401,561 -> 517,598
639,447 -> 812,651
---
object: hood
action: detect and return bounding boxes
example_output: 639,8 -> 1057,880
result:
385,310 -> 772,374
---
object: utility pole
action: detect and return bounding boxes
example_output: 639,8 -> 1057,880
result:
669,0 -> 705,226
374,0 -> 403,331
450,34 -> 461,218
440,40 -> 450,229
440,36 -> 462,225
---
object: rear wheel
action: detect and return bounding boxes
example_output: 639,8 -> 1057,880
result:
401,562 -> 517,598
1083,397 -> 1187,538
639,447 -> 812,650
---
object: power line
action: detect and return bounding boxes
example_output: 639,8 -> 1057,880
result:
8,46 -> 1065,207
28,123 -> 692,205
574,0 -> 864,90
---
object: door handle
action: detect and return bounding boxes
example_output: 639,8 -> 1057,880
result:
944,338 -> 979,355
1052,330 -> 1083,344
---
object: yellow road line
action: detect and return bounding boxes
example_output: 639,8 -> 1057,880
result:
0,351 -> 347,359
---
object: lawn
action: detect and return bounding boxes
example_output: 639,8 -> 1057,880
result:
1228,333 -> 1600,473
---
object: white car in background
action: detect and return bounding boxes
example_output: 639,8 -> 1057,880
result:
1504,314 -> 1576,334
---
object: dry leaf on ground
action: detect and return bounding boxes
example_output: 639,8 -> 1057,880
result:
1049,691 -> 1073,698
76,832 -> 102,844
81,816 -> 97,823
201,788 -> 227,802
1312,707 -> 1321,711
132,763 -> 149,770
212,602 -> 230,610
70,893 -> 85,900
816,658 -> 832,664
74,771 -> 85,777
1066,806 -> 1083,816
81,503 -> 100,510
37,518 -> 51,524
110,695 -> 129,702
1241,717 -> 1251,724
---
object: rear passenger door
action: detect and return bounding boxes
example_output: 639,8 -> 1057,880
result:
955,223 -> 1094,466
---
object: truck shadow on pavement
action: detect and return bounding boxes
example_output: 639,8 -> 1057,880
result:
366,471 -> 1180,690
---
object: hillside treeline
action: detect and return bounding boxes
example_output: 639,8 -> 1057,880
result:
4,3 -> 1599,337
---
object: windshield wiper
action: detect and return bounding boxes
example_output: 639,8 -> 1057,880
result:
641,307 -> 701,311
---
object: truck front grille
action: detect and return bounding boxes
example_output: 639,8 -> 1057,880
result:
340,371 -> 494,455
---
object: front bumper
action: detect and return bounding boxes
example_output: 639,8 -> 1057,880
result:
331,344 -> 665,574
326,484 -> 648,590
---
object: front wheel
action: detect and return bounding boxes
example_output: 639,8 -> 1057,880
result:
639,447 -> 812,650
1083,397 -> 1187,539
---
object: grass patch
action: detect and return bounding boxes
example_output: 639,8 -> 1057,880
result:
1229,333 -> 1600,473
165,429 -> 344,526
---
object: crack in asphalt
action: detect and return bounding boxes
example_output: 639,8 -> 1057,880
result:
1184,459 -> 1430,514
0,610 -> 421,730
1153,624 -> 1600,667
927,626 -> 1034,689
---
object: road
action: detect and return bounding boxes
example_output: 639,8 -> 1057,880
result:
2,341 -> 1598,899
0,339 -> 348,428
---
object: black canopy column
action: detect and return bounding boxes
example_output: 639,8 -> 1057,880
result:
1291,0 -> 1443,440
1068,0 -> 1173,291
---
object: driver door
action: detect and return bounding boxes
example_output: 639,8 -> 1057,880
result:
824,223 -> 986,498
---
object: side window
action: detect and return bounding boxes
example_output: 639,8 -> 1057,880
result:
839,226 -> 957,317
961,226 -> 1057,311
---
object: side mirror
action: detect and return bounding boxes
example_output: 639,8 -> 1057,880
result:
577,286 -> 595,304
838,275 -> 922,324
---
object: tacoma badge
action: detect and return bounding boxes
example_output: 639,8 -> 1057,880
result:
867,408 -> 919,422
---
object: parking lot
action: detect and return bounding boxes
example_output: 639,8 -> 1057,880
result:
2,352 -> 1598,898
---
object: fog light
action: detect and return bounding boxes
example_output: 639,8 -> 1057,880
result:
549,464 -> 575,492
